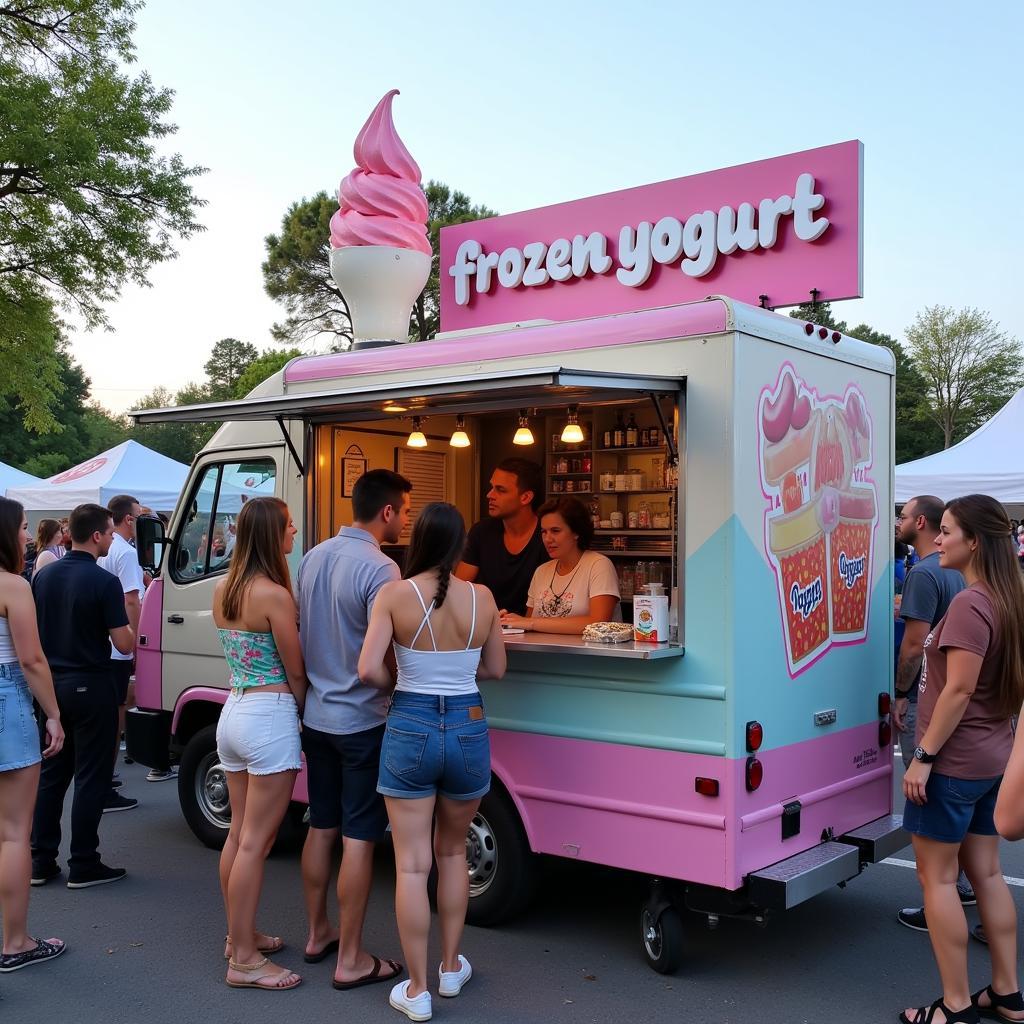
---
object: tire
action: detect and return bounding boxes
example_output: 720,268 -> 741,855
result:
640,904 -> 684,974
178,724 -> 231,849
464,787 -> 539,927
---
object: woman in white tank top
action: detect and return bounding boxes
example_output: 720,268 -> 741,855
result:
360,503 -> 505,1022
0,498 -> 65,973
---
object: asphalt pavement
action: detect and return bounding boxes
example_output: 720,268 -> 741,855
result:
3,751 -> 1023,1024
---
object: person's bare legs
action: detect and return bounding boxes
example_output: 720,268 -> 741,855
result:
301,825 -> 340,957
961,832 -> 1024,1019
903,835 -> 971,1022
334,836 -> 393,983
0,765 -> 58,956
433,795 -> 480,974
224,770 -> 299,987
385,795 -> 436,998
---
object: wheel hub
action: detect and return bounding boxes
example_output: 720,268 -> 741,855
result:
641,909 -> 663,959
197,753 -> 231,828
466,812 -> 497,896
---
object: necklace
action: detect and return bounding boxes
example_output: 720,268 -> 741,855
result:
549,556 -> 584,610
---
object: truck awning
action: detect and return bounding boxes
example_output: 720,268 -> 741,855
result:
129,366 -> 683,425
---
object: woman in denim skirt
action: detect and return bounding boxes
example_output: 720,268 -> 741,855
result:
0,498 -> 65,972
360,503 -> 506,1022
900,495 -> 1024,1024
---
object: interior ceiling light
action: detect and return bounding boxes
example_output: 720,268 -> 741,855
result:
449,414 -> 471,448
407,416 -> 428,448
560,404 -> 584,444
513,409 -> 535,446
383,402 -> 408,413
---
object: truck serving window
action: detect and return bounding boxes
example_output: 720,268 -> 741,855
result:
172,459 -> 277,581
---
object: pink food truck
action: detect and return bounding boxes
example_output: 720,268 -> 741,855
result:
127,100 -> 903,973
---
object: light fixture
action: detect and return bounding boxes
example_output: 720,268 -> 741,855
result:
449,414 -> 470,448
407,416 -> 427,448
383,402 -> 408,413
513,409 -> 535,446
560,404 -> 584,444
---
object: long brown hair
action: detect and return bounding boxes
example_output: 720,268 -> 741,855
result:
35,518 -> 61,551
0,498 -> 25,575
945,494 -> 1024,717
219,498 -> 293,621
403,502 -> 466,608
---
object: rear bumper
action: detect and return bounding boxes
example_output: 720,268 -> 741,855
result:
125,707 -> 173,770
747,815 -> 908,912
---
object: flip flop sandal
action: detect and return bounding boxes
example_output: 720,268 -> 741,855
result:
972,985 -> 1024,1023
899,998 -> 981,1024
304,938 -> 340,964
332,955 -> 403,990
0,937 -> 67,973
226,956 -> 302,991
224,934 -> 285,959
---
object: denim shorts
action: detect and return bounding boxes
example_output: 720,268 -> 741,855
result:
378,691 -> 491,801
903,771 -> 1002,843
216,690 -> 302,776
0,662 -> 41,772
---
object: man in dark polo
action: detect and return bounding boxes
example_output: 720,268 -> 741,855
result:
30,503 -> 135,889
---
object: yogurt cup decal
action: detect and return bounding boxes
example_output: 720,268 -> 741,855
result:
759,366 -> 877,676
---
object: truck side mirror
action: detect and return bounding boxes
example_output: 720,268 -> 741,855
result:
136,514 -> 166,573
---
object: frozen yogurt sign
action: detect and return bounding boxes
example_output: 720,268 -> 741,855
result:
440,141 -> 861,331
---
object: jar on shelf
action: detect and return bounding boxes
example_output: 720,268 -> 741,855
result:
614,473 -> 627,492
629,469 -> 644,491
582,455 -> 592,473
610,510 -> 624,529
600,473 -> 615,491
556,456 -> 569,474
566,479 -> 575,492
627,510 -> 639,529
552,478 -> 564,493
638,501 -> 651,529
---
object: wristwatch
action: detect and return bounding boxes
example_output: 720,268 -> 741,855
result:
913,746 -> 937,763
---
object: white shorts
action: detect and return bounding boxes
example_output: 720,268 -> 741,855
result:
216,690 -> 302,775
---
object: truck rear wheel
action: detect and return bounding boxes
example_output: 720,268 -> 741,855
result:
464,787 -> 538,926
178,725 -> 231,849
641,904 -> 684,974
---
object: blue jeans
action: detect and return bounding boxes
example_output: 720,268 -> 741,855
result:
0,662 -> 41,772
377,691 -> 491,801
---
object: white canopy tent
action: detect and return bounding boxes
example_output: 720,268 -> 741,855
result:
895,389 -> 1024,504
0,461 -> 43,497
6,440 -> 189,514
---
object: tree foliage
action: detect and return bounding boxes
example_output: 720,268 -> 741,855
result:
906,306 -> 1023,449
0,0 -> 205,431
263,180 -> 496,349
204,337 -> 257,400
232,347 -> 302,399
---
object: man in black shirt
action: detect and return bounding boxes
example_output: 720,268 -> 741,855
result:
30,503 -> 134,889
456,458 -> 546,614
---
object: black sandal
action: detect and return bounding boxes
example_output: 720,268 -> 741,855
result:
972,985 -> 1024,1023
0,937 -> 66,972
899,998 -> 980,1024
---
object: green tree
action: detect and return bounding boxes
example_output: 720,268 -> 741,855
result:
263,180 -> 496,348
128,383 -> 216,465
0,1 -> 205,432
204,337 -> 258,400
411,181 -> 498,340
906,306 -> 1023,449
232,347 -> 303,399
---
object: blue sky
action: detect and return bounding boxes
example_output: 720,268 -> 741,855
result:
77,0 -> 1024,411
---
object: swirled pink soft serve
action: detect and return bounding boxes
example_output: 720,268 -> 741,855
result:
329,90 -> 431,255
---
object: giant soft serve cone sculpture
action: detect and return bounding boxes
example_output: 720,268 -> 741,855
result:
329,90 -> 431,344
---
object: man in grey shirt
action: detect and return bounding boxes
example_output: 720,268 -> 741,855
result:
892,494 -> 970,932
298,469 -> 411,986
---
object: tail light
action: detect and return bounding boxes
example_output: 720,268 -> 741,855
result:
878,692 -> 891,716
818,327 -> 829,340
746,720 -> 763,752
804,322 -> 814,335
831,331 -> 841,343
695,777 -> 720,797
745,756 -> 763,792
879,720 -> 892,748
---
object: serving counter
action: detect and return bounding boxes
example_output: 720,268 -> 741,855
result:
501,631 -> 684,660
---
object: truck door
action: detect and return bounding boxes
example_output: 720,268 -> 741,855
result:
161,450 -> 283,708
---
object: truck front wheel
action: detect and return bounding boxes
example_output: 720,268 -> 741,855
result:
178,724 -> 231,849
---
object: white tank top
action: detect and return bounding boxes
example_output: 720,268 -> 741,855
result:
393,578 -> 482,696
0,615 -> 17,663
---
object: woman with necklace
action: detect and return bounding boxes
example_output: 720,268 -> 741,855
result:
500,497 -> 619,635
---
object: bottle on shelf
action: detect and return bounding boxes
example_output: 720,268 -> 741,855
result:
626,413 -> 639,447
650,425 -> 660,447
602,426 -> 612,449
640,426 -> 650,447
613,410 -> 626,448
589,497 -> 600,528
638,500 -> 651,529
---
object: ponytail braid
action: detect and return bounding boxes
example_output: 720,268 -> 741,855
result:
434,558 -> 457,608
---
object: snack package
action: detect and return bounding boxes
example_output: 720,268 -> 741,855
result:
582,622 -> 633,644
828,488 -> 876,635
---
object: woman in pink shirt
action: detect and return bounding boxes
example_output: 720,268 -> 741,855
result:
900,495 -> 1024,1024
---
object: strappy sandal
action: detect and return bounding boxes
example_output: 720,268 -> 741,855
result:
899,998 -> 980,1024
226,956 -> 301,990
972,985 -> 1024,1023
224,933 -> 285,959
0,937 -> 66,972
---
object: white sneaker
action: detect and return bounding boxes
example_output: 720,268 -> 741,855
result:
389,980 -> 432,1021
146,768 -> 178,782
438,954 -> 472,997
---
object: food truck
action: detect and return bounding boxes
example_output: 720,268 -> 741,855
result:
127,121 -> 905,973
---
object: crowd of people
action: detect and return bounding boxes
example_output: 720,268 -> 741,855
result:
4,461 -> 1024,1023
